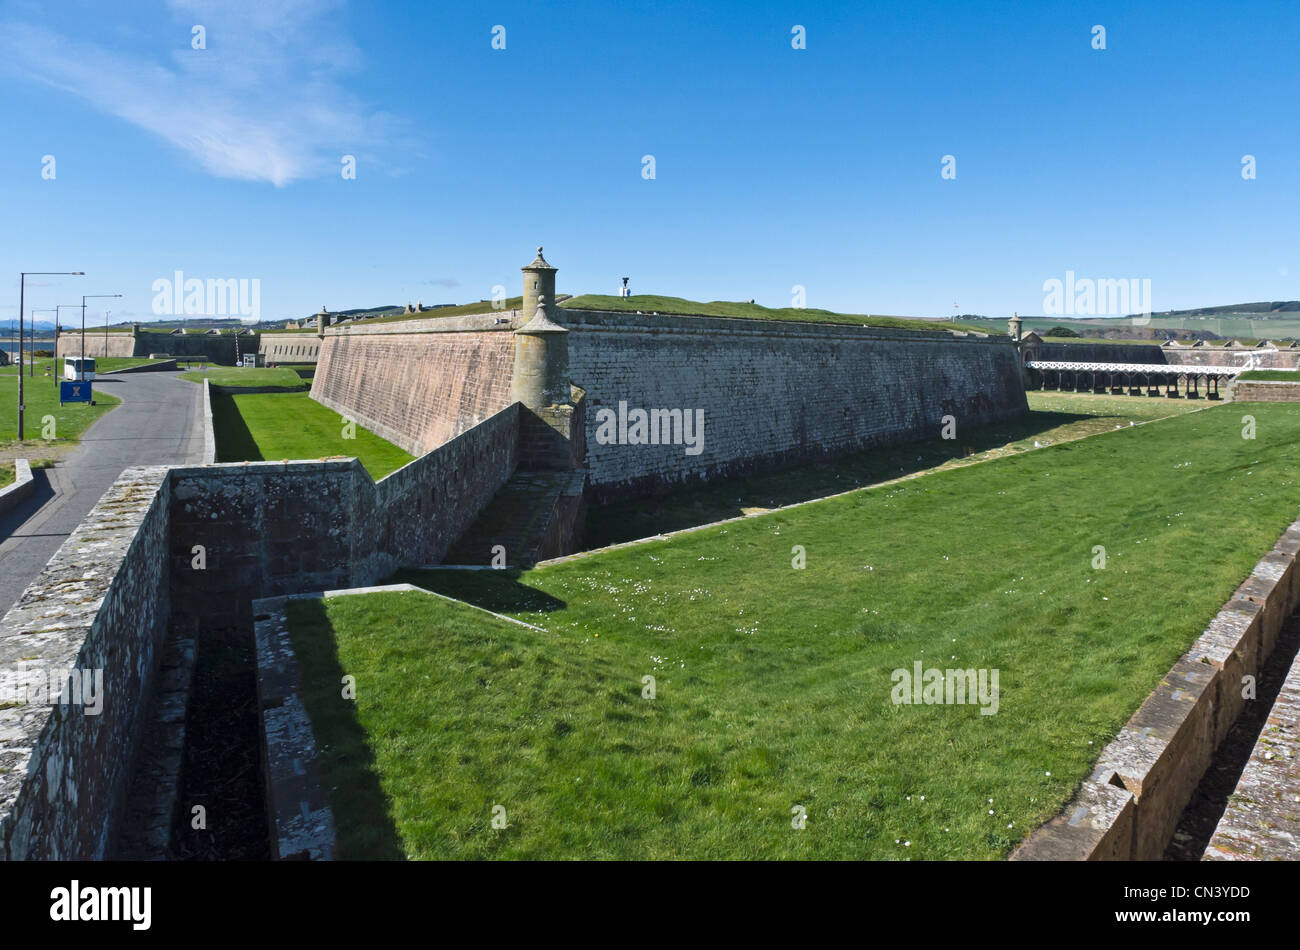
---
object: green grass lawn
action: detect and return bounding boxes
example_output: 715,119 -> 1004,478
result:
0,365 -> 120,447
585,392 -> 1204,548
1,356 -> 164,376
0,462 -> 12,489
285,401 -> 1300,859
1238,369 -> 1300,381
211,391 -> 413,479
562,294 -> 999,335
96,357 -> 167,372
180,366 -> 307,388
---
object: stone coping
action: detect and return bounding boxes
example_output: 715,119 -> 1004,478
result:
0,459 -> 34,518
201,380 -> 215,464
1203,622 -> 1300,859
254,583 -> 545,860
0,466 -> 172,859
1012,515 -> 1300,861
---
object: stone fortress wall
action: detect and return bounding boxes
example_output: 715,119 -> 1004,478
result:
259,335 -> 322,364
559,309 -> 1027,501
57,328 -> 255,364
311,315 -> 517,457
310,251 -> 1029,502
0,248 -> 1032,859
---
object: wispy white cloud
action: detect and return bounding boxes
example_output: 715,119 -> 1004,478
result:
0,0 -> 394,186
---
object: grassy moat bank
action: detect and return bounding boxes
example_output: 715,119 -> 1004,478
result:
287,400 -> 1300,858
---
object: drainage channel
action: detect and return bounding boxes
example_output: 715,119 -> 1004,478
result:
1164,608 -> 1300,860
171,619 -> 270,860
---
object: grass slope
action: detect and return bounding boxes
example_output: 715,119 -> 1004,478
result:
287,402 -> 1300,859
563,294 -> 997,335
0,461 -> 12,489
211,391 -> 413,479
586,392 -> 1202,548
180,366 -> 307,388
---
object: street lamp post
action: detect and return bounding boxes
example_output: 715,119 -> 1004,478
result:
80,294 -> 122,382
18,271 -> 83,441
54,305 -> 78,389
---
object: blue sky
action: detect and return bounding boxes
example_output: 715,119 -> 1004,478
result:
1,0 -> 1298,325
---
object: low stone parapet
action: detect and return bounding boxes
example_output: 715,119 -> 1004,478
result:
1013,515 -> 1300,860
0,460 -> 34,519
1232,380 -> 1300,402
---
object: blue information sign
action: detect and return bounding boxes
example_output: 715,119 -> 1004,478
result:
60,381 -> 92,404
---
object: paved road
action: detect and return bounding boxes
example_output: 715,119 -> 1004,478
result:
0,370 -> 205,619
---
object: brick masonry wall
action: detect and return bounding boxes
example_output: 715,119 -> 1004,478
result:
1232,381 -> 1300,402
311,316 -> 517,458
559,311 -> 1029,501
259,335 -> 321,364
0,467 -> 172,860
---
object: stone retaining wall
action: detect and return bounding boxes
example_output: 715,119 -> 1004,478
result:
0,460 -> 34,518
1204,617 -> 1300,859
0,404 -> 518,858
1232,380 -> 1300,402
0,467 -> 173,860
312,310 -> 1028,503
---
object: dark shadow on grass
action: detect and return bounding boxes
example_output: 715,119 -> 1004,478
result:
284,597 -> 406,860
210,390 -> 263,463
390,567 -> 568,616
583,409 -> 1094,548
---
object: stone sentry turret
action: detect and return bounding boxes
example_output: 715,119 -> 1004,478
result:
520,245 -> 557,324
511,247 -> 580,470
513,247 -> 570,409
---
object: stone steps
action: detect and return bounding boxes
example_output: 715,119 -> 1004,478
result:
444,469 -> 586,567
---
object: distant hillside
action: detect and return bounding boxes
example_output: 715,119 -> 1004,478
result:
1138,301 -> 1300,318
